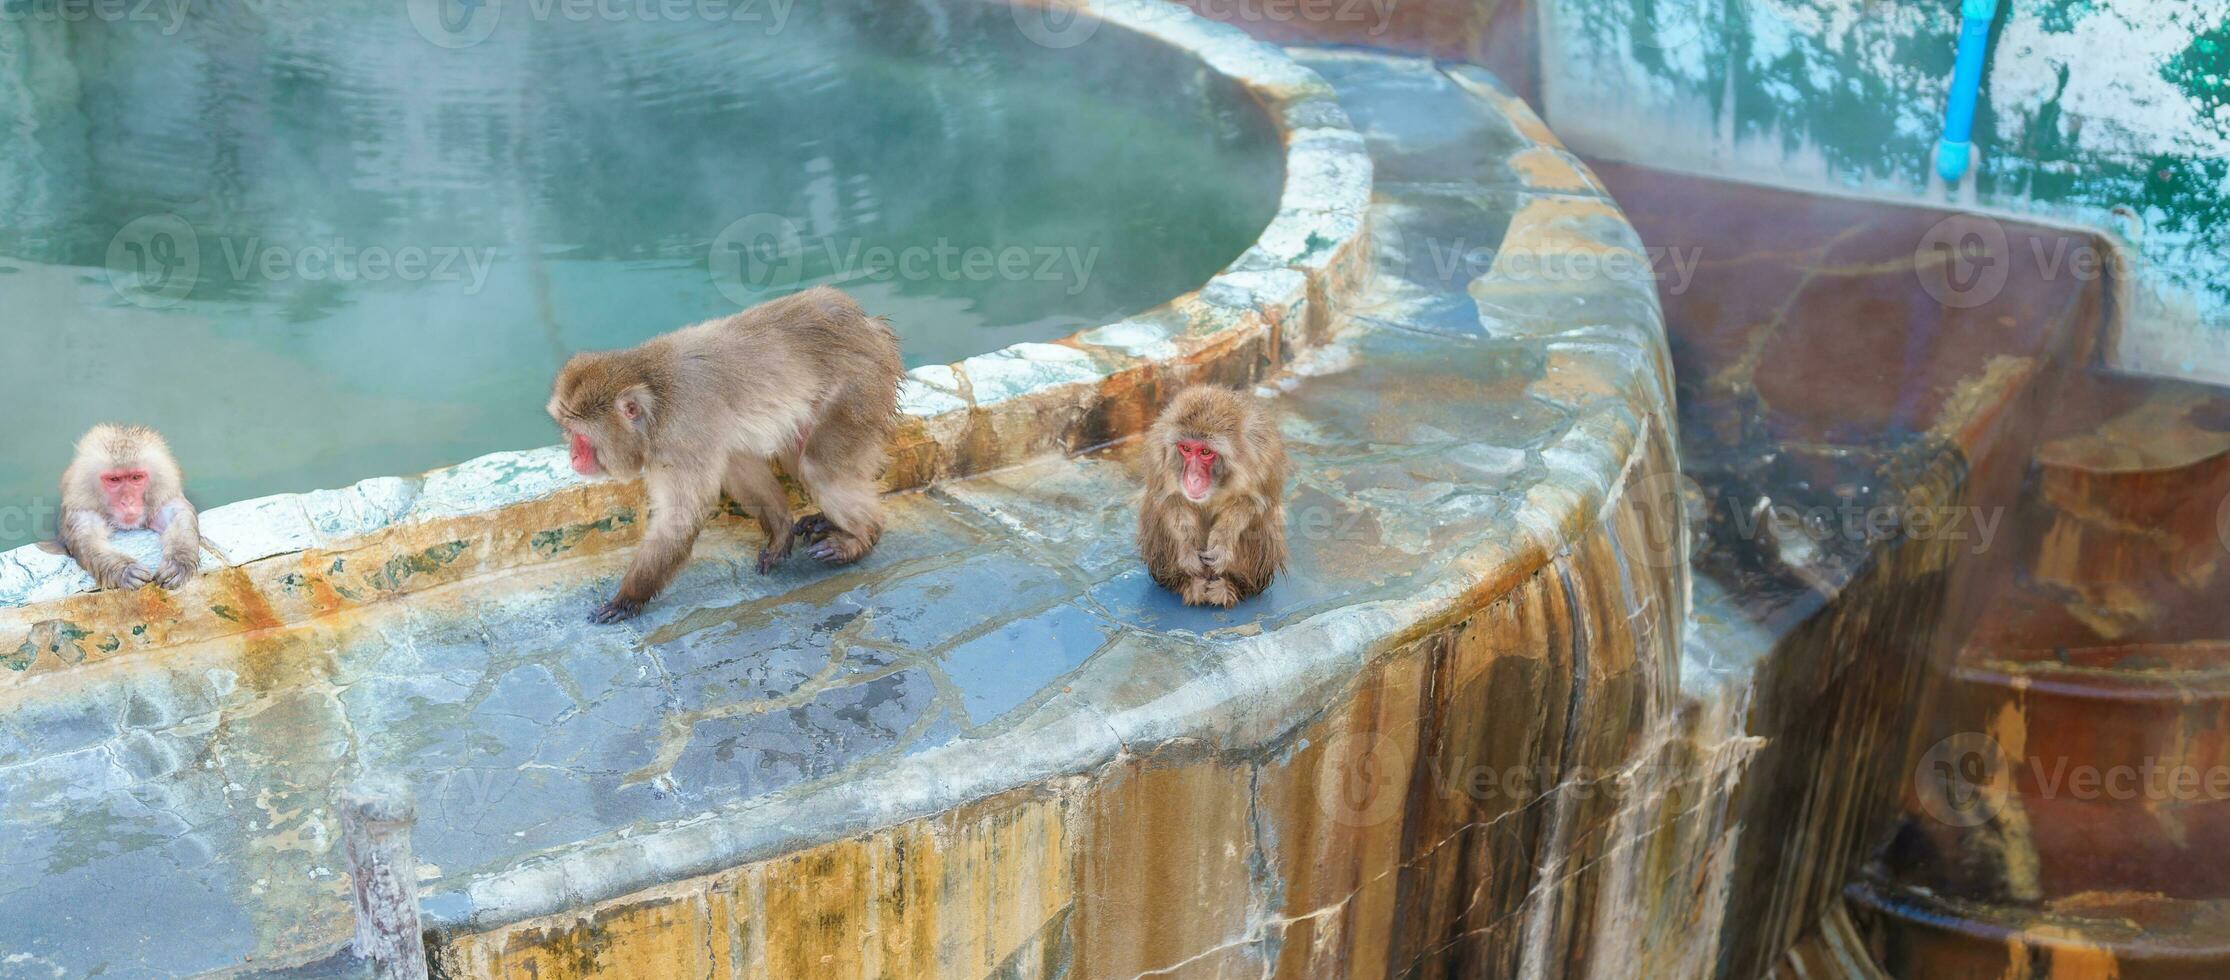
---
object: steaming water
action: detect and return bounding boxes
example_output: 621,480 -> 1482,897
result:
0,0 -> 1284,550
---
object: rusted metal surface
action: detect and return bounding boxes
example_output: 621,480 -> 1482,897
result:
1848,377 -> 2230,978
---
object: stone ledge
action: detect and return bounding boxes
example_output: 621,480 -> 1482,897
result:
0,44 -> 1683,980
428,48 -> 1684,947
0,0 -> 1373,649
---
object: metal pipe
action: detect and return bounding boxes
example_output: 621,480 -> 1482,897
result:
1936,0 -> 2001,183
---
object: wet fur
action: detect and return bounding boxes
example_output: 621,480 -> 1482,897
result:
1137,386 -> 1288,607
58,424 -> 201,591
550,287 -> 903,621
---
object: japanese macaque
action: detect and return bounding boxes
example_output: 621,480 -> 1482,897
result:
550,286 -> 903,624
1137,385 -> 1288,608
58,425 -> 201,591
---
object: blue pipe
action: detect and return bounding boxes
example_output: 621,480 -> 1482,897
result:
1936,0 -> 2000,183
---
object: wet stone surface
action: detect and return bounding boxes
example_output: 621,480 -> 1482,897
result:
0,51 -> 1667,977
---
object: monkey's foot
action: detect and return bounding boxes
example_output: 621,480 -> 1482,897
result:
1179,577 -> 1239,608
588,597 -> 644,624
792,514 -> 836,541
808,531 -> 873,564
1201,579 -> 1240,608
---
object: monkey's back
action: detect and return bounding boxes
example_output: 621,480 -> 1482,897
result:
659,287 -> 902,466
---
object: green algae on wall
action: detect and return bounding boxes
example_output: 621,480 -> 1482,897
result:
1543,0 -> 2230,384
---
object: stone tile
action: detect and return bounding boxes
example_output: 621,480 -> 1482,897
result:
297,476 -> 422,546
938,602 -> 1120,726
934,455 -> 1141,577
199,492 -> 320,564
1292,50 -> 1530,187
665,668 -> 944,811
960,343 -> 1108,407
650,592 -> 896,714
853,550 -> 1076,652
408,449 -> 583,522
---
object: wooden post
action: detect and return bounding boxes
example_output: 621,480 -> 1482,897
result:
340,777 -> 429,980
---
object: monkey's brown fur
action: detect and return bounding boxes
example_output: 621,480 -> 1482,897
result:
1137,385 -> 1288,608
549,286 -> 903,623
58,424 -> 201,591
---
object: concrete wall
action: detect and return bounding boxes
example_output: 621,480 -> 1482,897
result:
1539,0 -> 2230,386
436,420 -> 1735,979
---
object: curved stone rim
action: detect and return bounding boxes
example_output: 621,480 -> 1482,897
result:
0,45 -> 1686,960
433,56 -> 1683,937
0,0 -> 1372,613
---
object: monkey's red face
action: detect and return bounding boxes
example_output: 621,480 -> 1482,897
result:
567,429 -> 604,477
100,467 -> 151,528
549,363 -> 650,479
1176,439 -> 1219,503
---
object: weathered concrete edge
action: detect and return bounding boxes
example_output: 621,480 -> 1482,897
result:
429,62 -> 1681,933
433,398 -> 1668,936
0,0 -> 1372,626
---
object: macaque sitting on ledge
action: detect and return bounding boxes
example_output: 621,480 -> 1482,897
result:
56,424 -> 202,591
1137,385 -> 1288,608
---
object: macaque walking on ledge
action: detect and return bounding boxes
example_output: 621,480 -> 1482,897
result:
1137,385 -> 1288,608
549,286 -> 904,624
58,424 -> 201,591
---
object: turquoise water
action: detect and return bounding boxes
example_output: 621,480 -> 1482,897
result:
0,1 -> 1284,550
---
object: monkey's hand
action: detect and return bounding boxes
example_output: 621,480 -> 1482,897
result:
93,559 -> 153,591
1198,545 -> 1232,575
756,544 -> 789,575
757,526 -> 800,574
589,596 -> 644,624
155,557 -> 198,590
1175,549 -> 1207,577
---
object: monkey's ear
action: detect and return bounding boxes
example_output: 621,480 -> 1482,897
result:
616,386 -> 655,429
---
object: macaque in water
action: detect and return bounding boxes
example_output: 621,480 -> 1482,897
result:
58,424 -> 201,590
549,286 -> 904,623
1137,385 -> 1288,608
